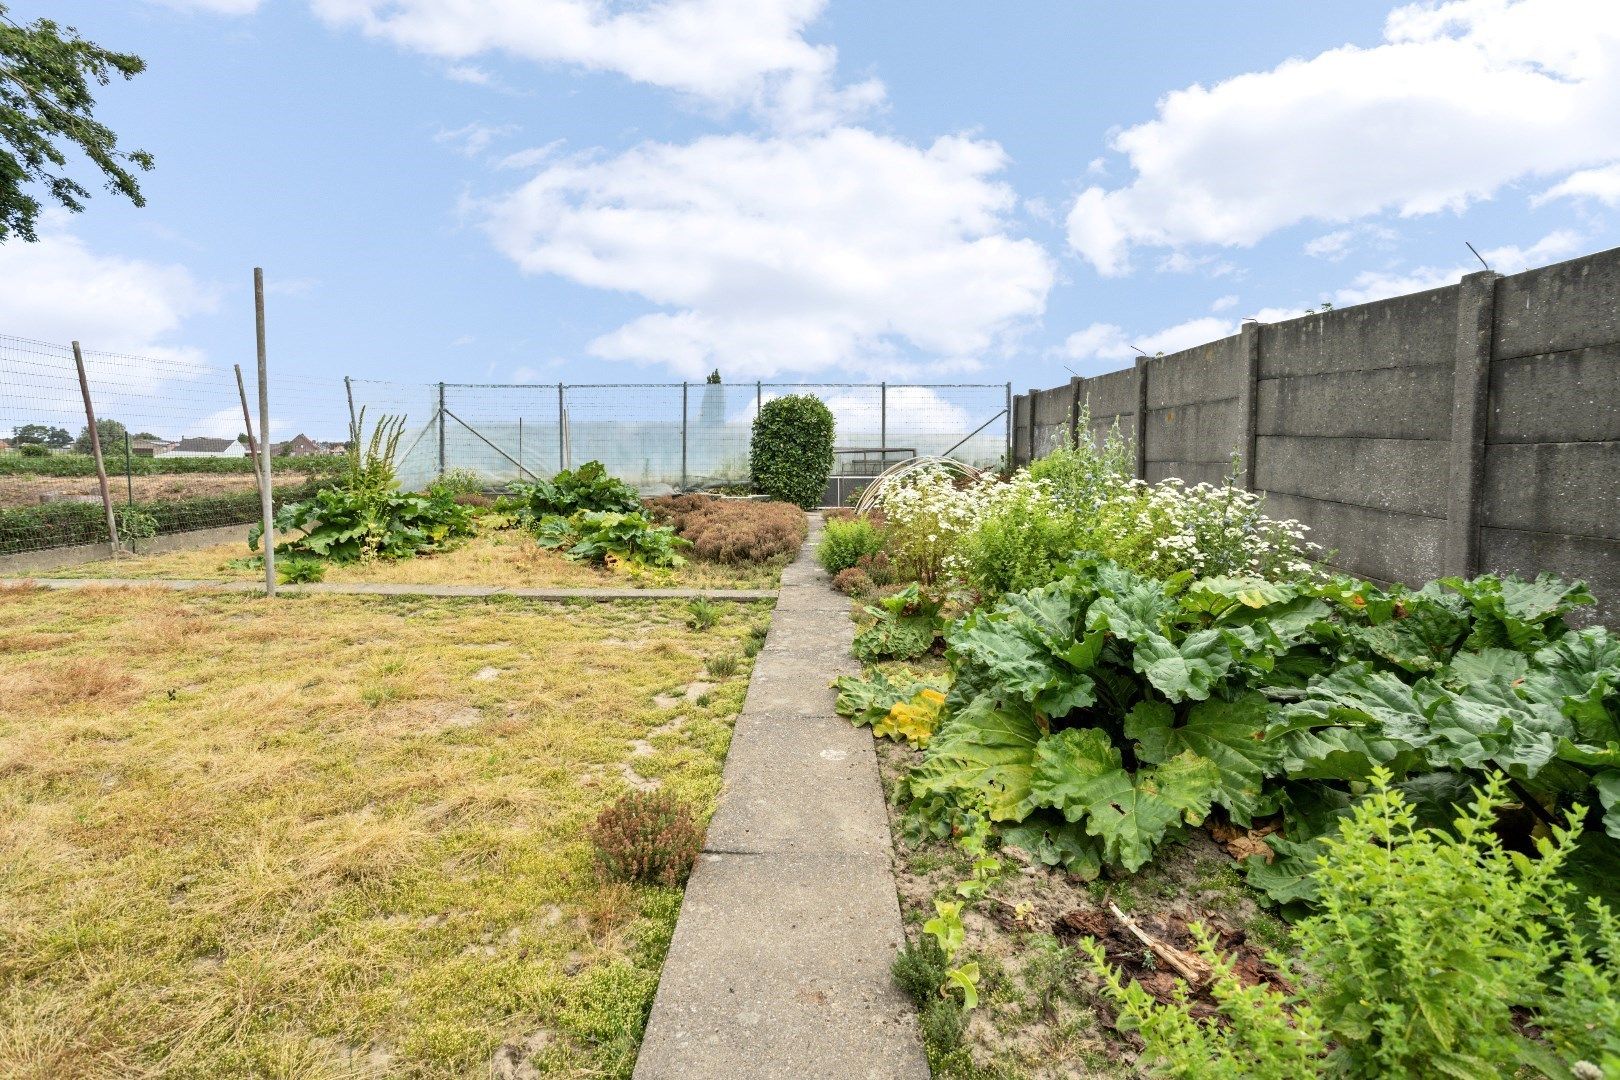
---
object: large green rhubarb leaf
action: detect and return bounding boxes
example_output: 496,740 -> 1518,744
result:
999,812 -> 1104,879
1027,727 -> 1120,820
1130,629 -> 1233,702
946,578 -> 1104,719
1443,572 -> 1595,651
1125,692 -> 1279,824
1066,767 -> 1185,873
1595,771 -> 1620,840
908,694 -> 1042,821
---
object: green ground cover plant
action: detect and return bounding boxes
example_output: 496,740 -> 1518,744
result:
816,514 -> 886,574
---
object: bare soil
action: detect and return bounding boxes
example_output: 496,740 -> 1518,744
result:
0,469 -> 322,509
875,735 -> 1295,1079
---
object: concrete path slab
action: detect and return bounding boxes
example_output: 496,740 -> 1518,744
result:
1,577 -> 776,602
634,515 -> 927,1080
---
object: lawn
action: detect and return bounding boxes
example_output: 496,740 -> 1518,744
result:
41,524 -> 786,591
0,583 -> 773,1078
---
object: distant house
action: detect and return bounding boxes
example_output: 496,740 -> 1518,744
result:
270,433 -> 324,457
130,438 -> 177,458
168,437 -> 250,459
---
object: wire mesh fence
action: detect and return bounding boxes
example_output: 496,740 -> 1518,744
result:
2,333 -> 1010,559
0,334 -> 349,558
352,379 -> 1013,498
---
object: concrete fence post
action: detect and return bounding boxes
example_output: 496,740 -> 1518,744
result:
1133,356 -> 1150,480
1445,270 -> 1500,578
1069,375 -> 1083,448
1237,320 -> 1262,490
1024,387 -> 1038,464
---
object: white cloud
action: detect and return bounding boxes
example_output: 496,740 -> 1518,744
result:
0,222 -> 217,358
1059,315 -> 1238,365
310,0 -> 883,130
478,127 -> 1054,379
1330,228 -> 1585,304
1067,0 -> 1620,274
434,122 -> 518,157
1533,161 -> 1620,206
1210,294 -> 1239,312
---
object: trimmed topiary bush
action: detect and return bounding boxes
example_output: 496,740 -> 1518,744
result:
750,395 -> 834,509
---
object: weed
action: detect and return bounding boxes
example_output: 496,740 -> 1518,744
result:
589,791 -> 702,887
685,596 -> 720,631
705,654 -> 740,679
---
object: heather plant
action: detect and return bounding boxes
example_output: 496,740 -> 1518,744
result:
589,791 -> 701,887
645,494 -> 805,563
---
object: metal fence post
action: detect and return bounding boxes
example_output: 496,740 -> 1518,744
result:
70,341 -> 120,555
253,268 -> 276,597
517,416 -> 523,479
344,375 -> 356,432
437,382 -> 446,479
680,381 -> 689,492
880,381 -> 887,465
557,382 -> 565,473
1004,382 -> 1013,466
124,431 -> 134,506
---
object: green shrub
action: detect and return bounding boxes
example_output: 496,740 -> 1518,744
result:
16,443 -> 50,459
504,460 -> 641,520
685,596 -> 720,631
254,413 -> 474,563
0,449 -> 346,478
960,484 -> 1087,600
426,467 -> 485,499
750,395 -> 834,508
816,515 -> 885,574
1085,772 -> 1620,1079
0,482 -> 322,555
589,791 -> 701,887
533,510 -> 688,568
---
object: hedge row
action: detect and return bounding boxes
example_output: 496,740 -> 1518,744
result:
0,481 -> 324,555
0,453 -> 348,478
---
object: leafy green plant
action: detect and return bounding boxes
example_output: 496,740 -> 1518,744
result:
852,584 -> 945,663
686,596 -> 720,631
114,505 -> 157,544
705,653 -> 739,679
749,395 -> 834,508
426,467 -> 484,500
276,555 -> 326,584
252,412 -> 475,563
1087,773 -> 1620,1079
816,515 -> 885,575
588,791 -> 701,887
503,460 -> 641,521
534,510 -> 689,569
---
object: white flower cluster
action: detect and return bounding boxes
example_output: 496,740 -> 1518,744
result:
872,459 -> 1321,585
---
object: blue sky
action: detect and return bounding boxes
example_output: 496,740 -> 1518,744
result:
2,0 -> 1617,405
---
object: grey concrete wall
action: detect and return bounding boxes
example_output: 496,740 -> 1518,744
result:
1013,244 -> 1620,625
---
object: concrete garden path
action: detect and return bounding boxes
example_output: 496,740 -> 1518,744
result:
634,515 -> 928,1079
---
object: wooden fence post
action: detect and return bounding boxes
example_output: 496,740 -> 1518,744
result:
70,342 -> 120,554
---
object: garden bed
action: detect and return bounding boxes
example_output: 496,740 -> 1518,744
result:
0,583 -> 772,1077
39,523 -> 789,590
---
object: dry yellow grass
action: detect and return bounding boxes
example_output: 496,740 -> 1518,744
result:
0,584 -> 773,1078
44,525 -> 784,591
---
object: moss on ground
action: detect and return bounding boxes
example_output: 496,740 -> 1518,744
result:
0,583 -> 773,1078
